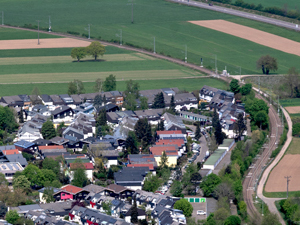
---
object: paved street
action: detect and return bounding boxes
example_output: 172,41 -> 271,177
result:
169,0 -> 300,31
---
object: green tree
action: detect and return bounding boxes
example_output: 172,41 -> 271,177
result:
0,202 -> 7,219
30,87 -> 42,105
72,167 -> 88,188
71,47 -> 87,62
23,164 -> 45,187
124,79 -> 140,99
14,217 -> 34,225
94,94 -> 103,110
255,110 -> 268,130
261,212 -> 281,225
134,118 -> 152,148
94,78 -> 104,93
214,121 -> 224,145
131,196 -> 138,223
5,210 -> 19,224
256,55 -> 278,74
140,96 -> 148,110
240,83 -> 252,95
13,175 -> 30,193
152,92 -> 165,109
224,215 -> 241,225
0,174 -> 7,186
125,132 -> 138,154
233,113 -> 246,140
107,168 -> 114,180
200,173 -> 222,196
284,67 -> 300,98
143,175 -> 160,192
160,151 -> 168,168
169,95 -> 176,113
230,79 -> 240,94
173,199 -> 193,217
68,79 -> 85,95
86,41 -> 106,61
195,123 -> 201,140
212,107 -> 219,129
41,169 -> 56,183
42,186 -> 55,203
103,74 -> 116,91
42,158 -> 60,176
237,201 -> 247,219
19,108 -> 24,123
124,94 -> 137,111
56,122 -> 66,137
96,109 -> 107,127
190,172 -> 202,185
41,120 -> 56,140
102,201 -> 112,215
170,180 -> 183,197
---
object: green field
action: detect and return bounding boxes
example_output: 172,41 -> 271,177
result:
0,78 -> 227,96
2,0 -> 300,75
0,27 -> 60,40
243,0 -> 299,10
286,138 -> 300,154
280,98 -> 300,107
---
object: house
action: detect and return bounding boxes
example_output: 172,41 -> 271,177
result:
155,139 -> 185,151
105,184 -> 135,200
89,148 -> 119,168
199,85 -> 219,102
0,162 -> 24,183
138,88 -> 178,108
87,194 -> 115,210
19,95 -> 31,109
59,94 -> 75,107
0,146 -> 28,167
96,104 -> 119,113
38,145 -> 67,158
25,210 -> 78,225
0,95 -> 23,107
134,108 -> 163,125
53,185 -> 89,202
50,95 -> 64,105
179,111 -> 211,125
163,112 -> 186,133
114,167 -> 149,190
74,103 -> 95,114
127,154 -> 157,171
17,121 -> 43,142
49,136 -> 70,146
174,93 -> 198,111
40,94 -> 53,106
38,187 -> 61,203
124,207 -> 146,223
83,184 -> 106,196
14,140 -> 36,152
69,205 -> 131,225
106,111 -> 135,124
10,204 -> 44,215
69,162 -> 94,181
52,106 -> 74,123
150,146 -> 178,167
33,138 -> 52,146
63,127 -> 84,141
70,95 -> 83,106
78,93 -> 98,103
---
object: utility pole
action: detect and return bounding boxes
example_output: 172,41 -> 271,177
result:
215,55 -> 217,74
1,11 -> 3,26
153,37 -> 156,54
88,24 -> 91,39
285,176 -> 291,198
48,16 -> 51,32
184,44 -> 187,63
119,29 -> 122,45
278,95 -> 280,115
37,20 -> 40,45
258,76 -> 260,94
239,66 -> 241,82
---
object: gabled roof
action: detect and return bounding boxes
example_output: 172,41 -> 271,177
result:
83,184 -> 106,194
156,130 -> 182,135
14,140 -> 35,149
127,163 -> 154,170
39,145 -> 64,150
40,94 -> 53,103
155,139 -> 184,148
60,184 -> 83,195
33,138 -> 52,146
69,162 -> 94,170
52,105 -> 73,116
2,149 -> 19,155
106,184 -> 132,194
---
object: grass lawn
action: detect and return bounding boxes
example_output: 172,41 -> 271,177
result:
0,78 -> 227,96
242,0 -> 299,10
280,98 -> 300,107
264,190 -> 300,198
2,0 -> 300,75
0,27 -> 60,40
285,138 -> 300,154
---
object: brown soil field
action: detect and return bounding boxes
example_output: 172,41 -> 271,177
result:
189,20 -> 300,57
285,106 -> 300,114
0,38 -> 91,50
265,154 -> 300,192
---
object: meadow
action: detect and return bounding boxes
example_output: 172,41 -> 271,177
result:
0,78 -> 227,96
280,98 -> 300,107
2,0 -> 300,75
242,0 -> 299,10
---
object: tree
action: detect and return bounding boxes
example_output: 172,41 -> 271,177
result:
125,132 -> 138,154
261,213 -> 281,225
160,151 -> 168,168
240,83 -> 252,95
212,107 -> 219,129
134,118 -> 152,148
214,182 -> 234,200
96,109 -> 107,127
41,120 -> 56,140
170,95 -> 176,113
0,174 -> 7,186
102,201 -> 112,216
200,173 -> 222,196
143,174 -> 160,192
72,167 -> 88,188
256,55 -> 278,74
41,169 -> 57,183
190,172 -> 202,185
124,94 -> 137,111
14,217 -> 34,225
170,180 -> 183,197
214,121 -> 224,145
107,168 -> 114,180
237,201 -> 247,219
86,41 -> 105,61
103,74 -> 116,91
19,108 -> 24,123
173,199 -> 193,217
214,208 -> 230,223
131,196 -> 138,223
0,202 -> 7,219
94,94 -> 103,110
5,210 -> 19,224
233,113 -> 246,140
255,110 -> 268,130
42,158 -> 60,176
23,164 -> 45,187
124,79 -> 140,99
68,79 -> 85,95
71,47 -> 87,62
13,175 -> 31,193
31,87 -> 42,105
152,92 -> 165,109
195,123 -> 201,140
224,215 -> 241,225
140,97 -> 148,110
284,67 -> 300,98
230,79 -> 240,94
56,122 -> 65,137
42,186 -> 55,203
94,78 -> 104,93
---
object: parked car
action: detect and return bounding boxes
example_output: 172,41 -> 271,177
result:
209,3 -> 213,6
197,210 -> 206,215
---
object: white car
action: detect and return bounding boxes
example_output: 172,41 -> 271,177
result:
197,210 -> 206,215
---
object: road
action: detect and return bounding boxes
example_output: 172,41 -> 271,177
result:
242,88 -> 284,224
169,0 -> 300,31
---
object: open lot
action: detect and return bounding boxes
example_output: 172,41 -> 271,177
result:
189,20 -> 300,57
265,154 -> 300,192
285,106 -> 300,114
2,0 -> 300,74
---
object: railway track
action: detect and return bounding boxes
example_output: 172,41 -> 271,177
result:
242,93 -> 282,222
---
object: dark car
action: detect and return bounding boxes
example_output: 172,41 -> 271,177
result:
209,3 -> 213,6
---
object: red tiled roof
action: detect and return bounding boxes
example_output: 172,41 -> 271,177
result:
61,184 -> 83,194
69,162 -> 94,170
127,163 -> 154,170
155,139 -> 184,147
156,130 -> 182,135
150,146 -> 177,152
39,145 -> 64,150
151,148 -> 178,156
2,149 -> 20,155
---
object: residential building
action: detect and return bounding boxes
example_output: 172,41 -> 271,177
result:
0,162 -> 24,183
114,167 -> 149,190
69,162 -> 94,181
39,94 -> 53,106
52,106 -> 74,123
124,208 -> 146,223
163,112 -> 186,133
179,111 -> 211,125
105,184 -> 135,200
50,95 -> 64,105
53,185 -> 89,201
150,146 -> 178,167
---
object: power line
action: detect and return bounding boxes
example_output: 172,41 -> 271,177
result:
48,16 -> 51,32
36,20 -> 40,45
285,176 -> 291,198
1,11 -> 3,26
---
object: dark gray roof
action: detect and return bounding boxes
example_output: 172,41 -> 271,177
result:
6,154 -> 28,166
114,167 -> 149,183
41,94 -> 53,103
83,184 -> 106,194
51,105 -> 73,116
33,138 -> 52,146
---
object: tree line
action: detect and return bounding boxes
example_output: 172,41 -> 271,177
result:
71,41 -> 105,62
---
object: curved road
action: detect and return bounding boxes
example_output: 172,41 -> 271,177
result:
169,0 -> 300,31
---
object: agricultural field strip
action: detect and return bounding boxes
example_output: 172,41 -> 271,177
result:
285,106 -> 300,114
0,38 -> 91,50
286,138 -> 300,154
189,20 -> 300,57
0,54 -> 150,65
0,70 -> 201,84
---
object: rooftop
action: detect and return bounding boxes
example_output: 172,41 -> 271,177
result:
60,184 -> 83,195
204,148 -> 226,166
